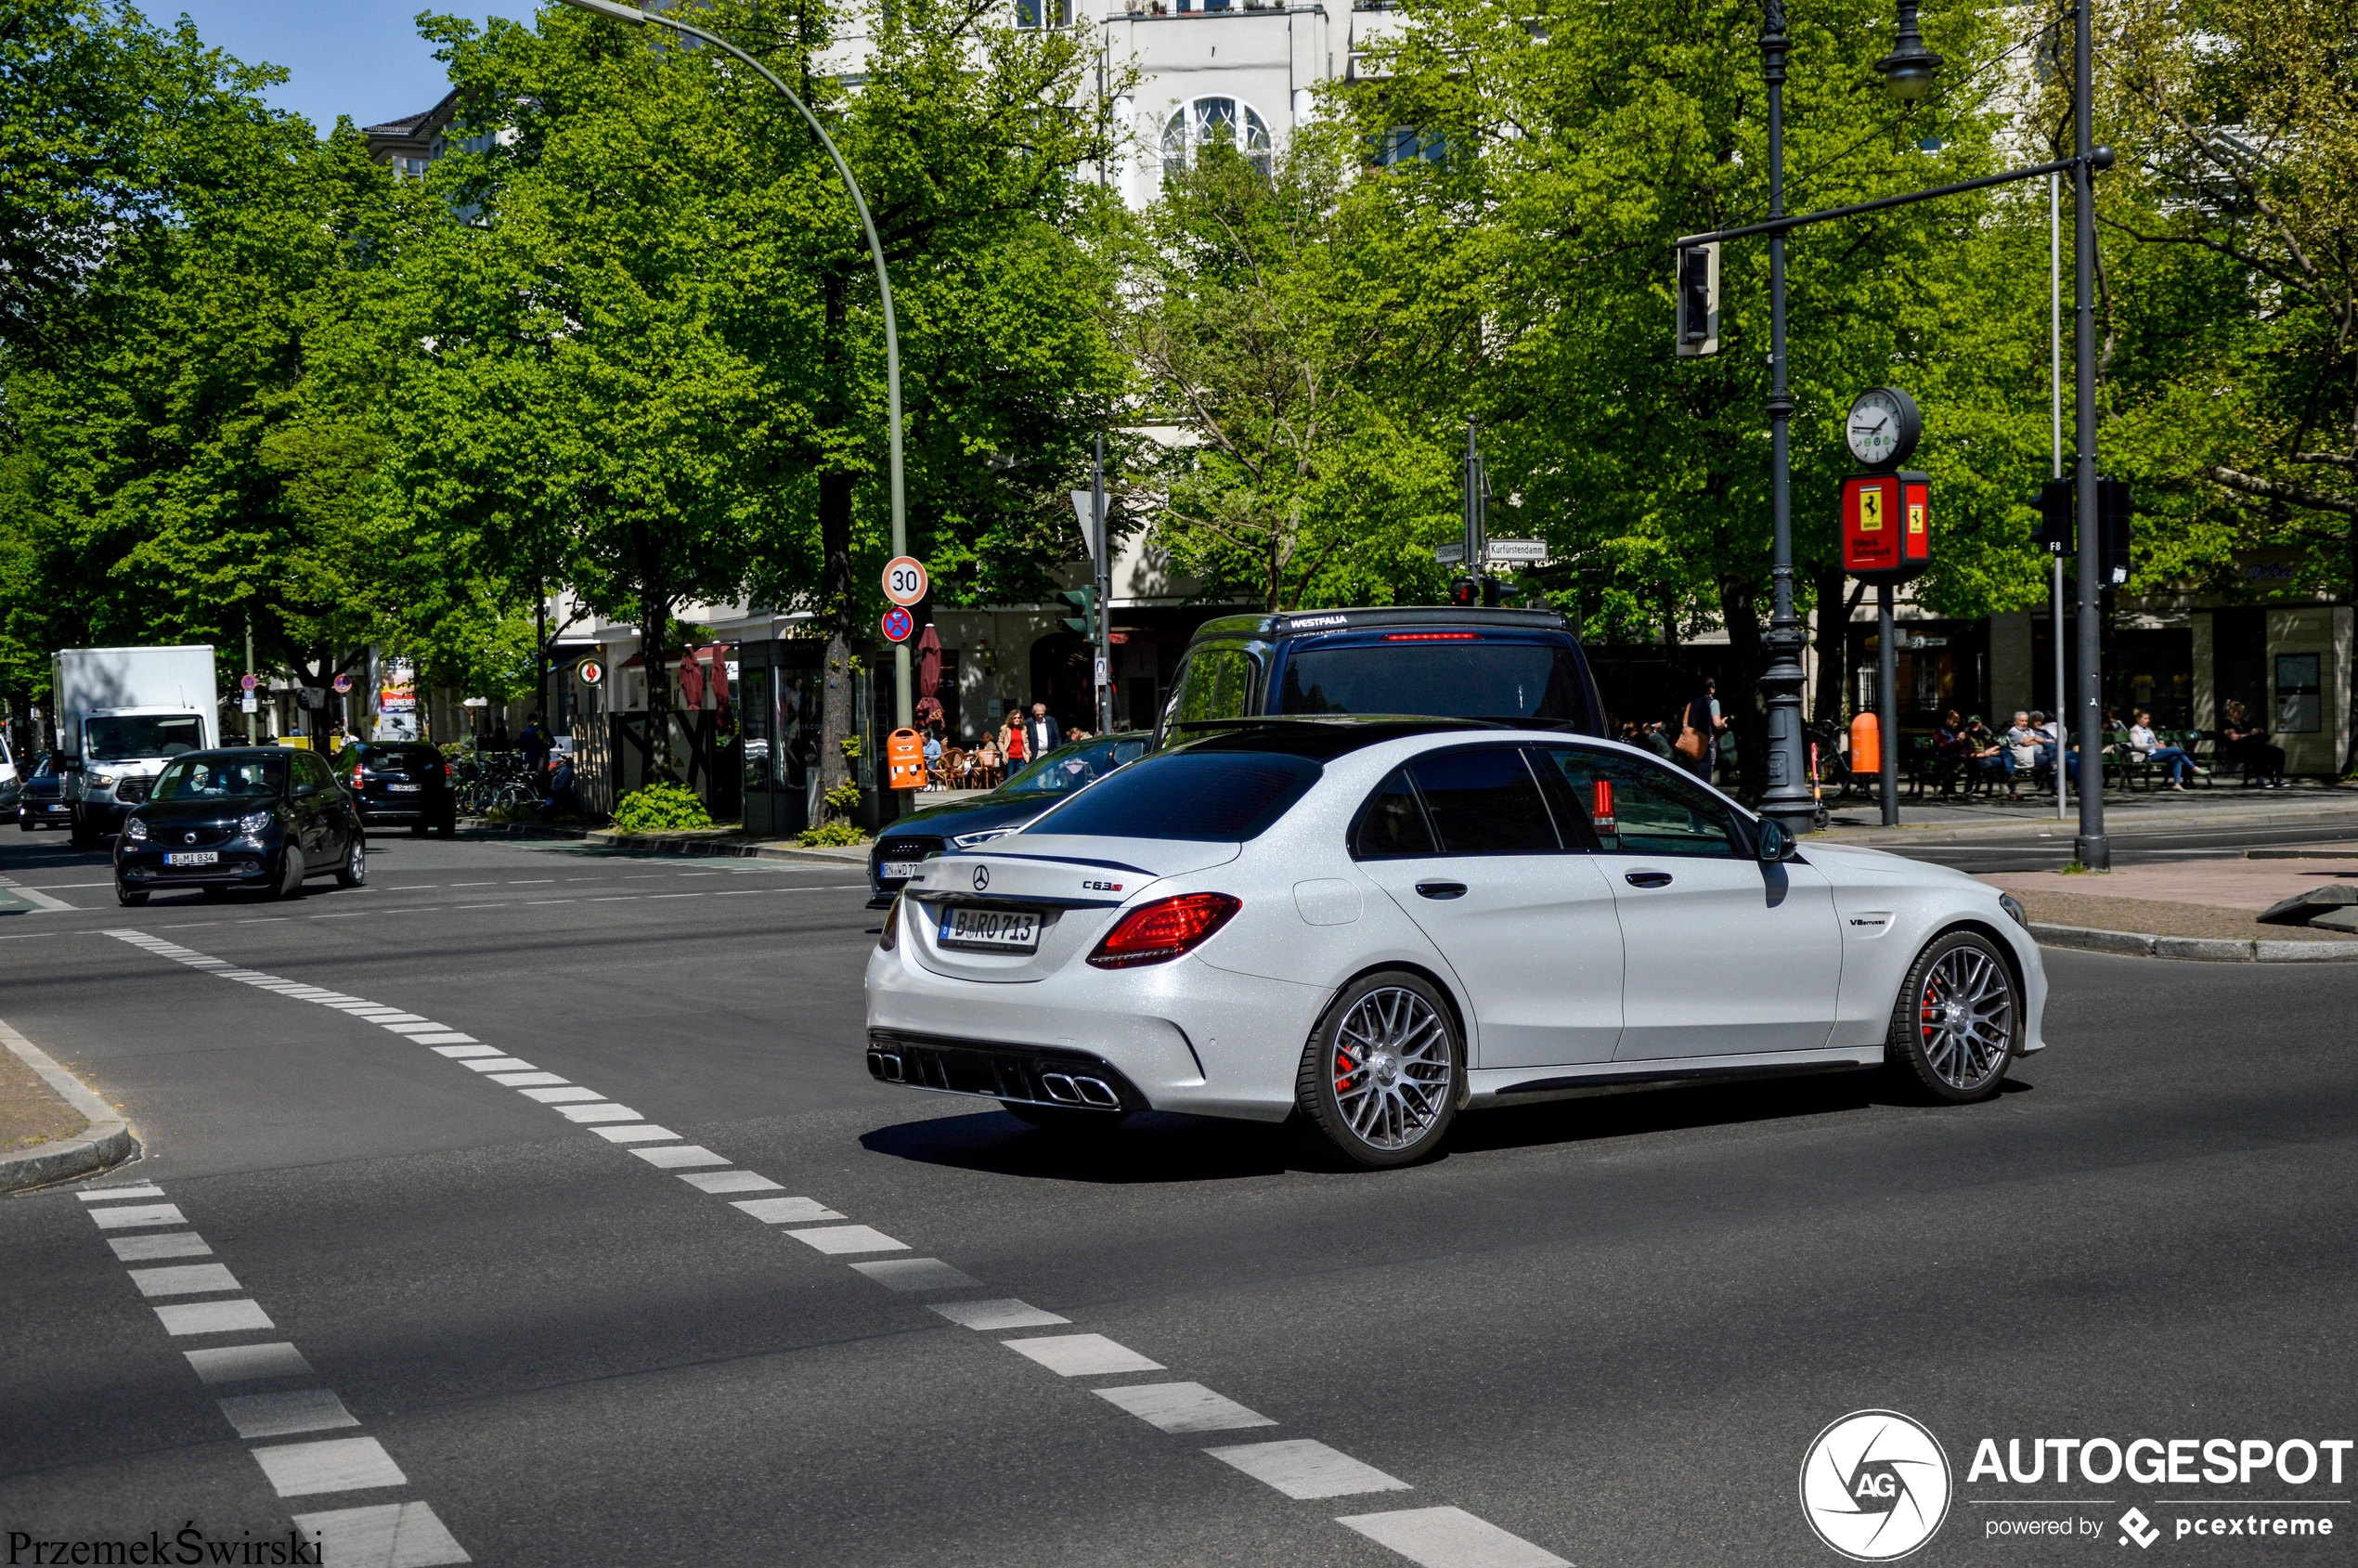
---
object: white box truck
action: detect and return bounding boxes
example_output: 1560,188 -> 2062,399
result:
54,645 -> 219,847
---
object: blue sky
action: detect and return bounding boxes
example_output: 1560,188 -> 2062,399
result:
155,2 -> 540,132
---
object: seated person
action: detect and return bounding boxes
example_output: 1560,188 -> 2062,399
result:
2127,709 -> 2196,787
2220,700 -> 2287,788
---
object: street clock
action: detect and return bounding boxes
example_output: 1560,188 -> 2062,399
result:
1845,386 -> 1922,470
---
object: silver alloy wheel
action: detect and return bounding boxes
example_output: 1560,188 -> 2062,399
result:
1917,945 -> 2013,1090
348,840 -> 365,883
1330,986 -> 1452,1151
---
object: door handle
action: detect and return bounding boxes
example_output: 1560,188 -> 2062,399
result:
1624,870 -> 1674,888
1415,881 -> 1468,901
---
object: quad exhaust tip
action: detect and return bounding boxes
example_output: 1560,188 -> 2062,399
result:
1038,1072 -> 1121,1109
866,1050 -> 905,1083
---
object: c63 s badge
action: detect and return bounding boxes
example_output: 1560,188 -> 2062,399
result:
1082,879 -> 1123,893
1801,1409 -> 1952,1562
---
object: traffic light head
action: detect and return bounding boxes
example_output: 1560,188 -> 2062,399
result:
1675,242 -> 1719,357
1449,577 -> 1480,607
2031,478 -> 2073,553
1057,586 -> 1097,639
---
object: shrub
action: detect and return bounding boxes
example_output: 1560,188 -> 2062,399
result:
797,820 -> 868,847
612,781 -> 713,834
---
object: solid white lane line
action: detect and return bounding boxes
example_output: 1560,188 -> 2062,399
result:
1094,1382 -> 1276,1434
1334,1507 -> 1571,1568
593,1124 -> 675,1143
486,1071 -> 568,1087
288,1503 -> 468,1568
110,1232 -> 212,1262
629,1146 -> 729,1170
849,1258 -> 981,1292
185,1342 -> 314,1385
250,1435 -> 407,1497
154,1300 -> 275,1336
127,1263 -> 242,1298
929,1299 -> 1069,1331
520,1085 -> 602,1103
679,1171 -> 783,1194
90,1203 -> 187,1230
79,1184 -> 166,1202
1202,1439 -> 1411,1500
218,1389 -> 360,1441
555,1104 -> 641,1123
730,1197 -> 844,1225
999,1334 -> 1163,1378
780,1225 -> 910,1256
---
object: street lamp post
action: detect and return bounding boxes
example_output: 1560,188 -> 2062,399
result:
556,0 -> 912,732
1756,0 -> 1811,836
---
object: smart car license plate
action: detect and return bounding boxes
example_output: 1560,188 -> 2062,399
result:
388,783 -> 421,792
880,861 -> 922,881
164,851 -> 218,866
939,906 -> 1040,952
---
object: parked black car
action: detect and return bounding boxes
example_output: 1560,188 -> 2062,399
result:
331,740 -> 457,836
865,732 -> 1151,906
18,753 -> 71,831
1158,606 -> 1609,741
113,747 -> 365,906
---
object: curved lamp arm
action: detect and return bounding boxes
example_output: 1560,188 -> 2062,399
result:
556,0 -> 910,727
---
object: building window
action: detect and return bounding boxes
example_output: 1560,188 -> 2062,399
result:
2276,653 -> 2322,732
1161,97 -> 1273,175
1015,0 -> 1073,26
1371,126 -> 1445,166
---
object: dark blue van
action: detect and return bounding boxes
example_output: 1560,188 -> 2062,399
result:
1157,606 -> 1608,740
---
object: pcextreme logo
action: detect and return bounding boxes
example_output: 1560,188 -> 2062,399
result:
1801,1409 -> 1954,1562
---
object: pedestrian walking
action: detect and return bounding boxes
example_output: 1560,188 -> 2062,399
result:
1024,701 -> 1062,762
1676,680 -> 1721,782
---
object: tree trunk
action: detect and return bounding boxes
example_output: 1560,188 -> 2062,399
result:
818,269 -> 856,800
1718,575 -> 1769,802
634,521 -> 673,785
1811,564 -> 1849,729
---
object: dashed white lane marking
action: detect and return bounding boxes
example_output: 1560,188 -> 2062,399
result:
186,1343 -> 315,1385
410,1032 -> 476,1045
457,1056 -> 534,1072
155,1299 -> 275,1336
1335,1507 -> 1573,1568
1000,1334 -> 1165,1378
80,1184 -> 165,1201
90,1202 -> 186,1229
434,1045 -> 499,1058
1203,1439 -> 1412,1500
781,1225 -> 910,1256
486,1071 -> 568,1087
680,1171 -> 783,1195
629,1145 -> 729,1170
110,1232 -> 213,1262
290,1501 -> 470,1567
594,1124 -> 677,1144
1094,1382 -> 1277,1433
219,1389 -> 361,1440
850,1258 -> 981,1291
382,1023 -> 456,1036
730,1197 -> 844,1225
445,881 -> 495,887
520,1086 -> 601,1104
127,1262 -> 242,1297
556,1104 -> 641,1123
506,879 -> 555,885
929,1299 -> 1069,1331
250,1435 -> 407,1497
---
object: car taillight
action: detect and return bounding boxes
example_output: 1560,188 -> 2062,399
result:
878,896 -> 900,952
444,763 -> 454,781
1087,892 -> 1240,969
1590,778 -> 1614,835
352,767 -> 366,789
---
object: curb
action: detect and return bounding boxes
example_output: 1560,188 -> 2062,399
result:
1816,794 -> 2358,847
2028,922 -> 2358,964
0,1017 -> 137,1195
2247,848 -> 2358,860
460,820 -> 871,867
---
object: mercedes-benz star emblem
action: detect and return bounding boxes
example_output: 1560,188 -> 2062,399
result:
972,865 -> 990,891
184,832 -> 198,845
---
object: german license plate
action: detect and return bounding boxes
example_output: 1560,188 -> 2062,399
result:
164,851 -> 218,866
880,861 -> 922,881
939,905 -> 1040,952
388,784 -> 421,793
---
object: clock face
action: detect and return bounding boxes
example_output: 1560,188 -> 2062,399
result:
1846,390 -> 1904,466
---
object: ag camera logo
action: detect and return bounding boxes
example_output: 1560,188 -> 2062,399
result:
1800,1409 -> 1952,1562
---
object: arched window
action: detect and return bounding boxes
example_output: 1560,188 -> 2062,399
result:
1160,97 -> 1273,175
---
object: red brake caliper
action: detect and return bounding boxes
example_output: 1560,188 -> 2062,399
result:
1335,1049 -> 1355,1094
1921,979 -> 1941,1042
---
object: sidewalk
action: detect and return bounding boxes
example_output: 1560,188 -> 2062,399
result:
1980,854 -> 2358,962
1816,779 -> 2358,847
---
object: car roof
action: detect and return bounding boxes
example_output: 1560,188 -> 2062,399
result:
165,747 -> 293,761
1185,606 -> 1574,644
1163,717 -> 1499,760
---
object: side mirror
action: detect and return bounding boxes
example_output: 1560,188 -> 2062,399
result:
1756,818 -> 1794,863
293,782 -> 318,798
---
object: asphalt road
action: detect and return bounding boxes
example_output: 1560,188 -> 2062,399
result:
3,826 -> 2354,1566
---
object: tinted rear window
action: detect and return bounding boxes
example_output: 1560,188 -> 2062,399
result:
1276,641 -> 1589,728
1408,747 -> 1561,854
1025,751 -> 1319,842
367,746 -> 444,771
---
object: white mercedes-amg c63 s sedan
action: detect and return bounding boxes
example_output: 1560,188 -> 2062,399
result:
863,719 -> 2046,1168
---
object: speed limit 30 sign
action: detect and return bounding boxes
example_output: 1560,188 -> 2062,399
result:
882,556 -> 928,607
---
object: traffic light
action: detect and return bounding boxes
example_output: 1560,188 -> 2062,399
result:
1675,242 -> 1719,357
1449,577 -> 1480,606
1058,586 -> 1097,641
2031,478 -> 2072,553
2027,476 -> 2131,582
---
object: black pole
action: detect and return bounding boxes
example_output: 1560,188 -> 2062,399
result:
1757,0 -> 1812,831
1093,432 -> 1111,734
1878,584 -> 1898,825
2071,0 -> 2108,868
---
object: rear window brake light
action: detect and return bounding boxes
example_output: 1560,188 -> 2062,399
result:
1381,632 -> 1482,641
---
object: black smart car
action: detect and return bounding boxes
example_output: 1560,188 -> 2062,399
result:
332,740 -> 457,836
113,747 -> 365,906
17,753 -> 71,831
865,732 -> 1151,907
